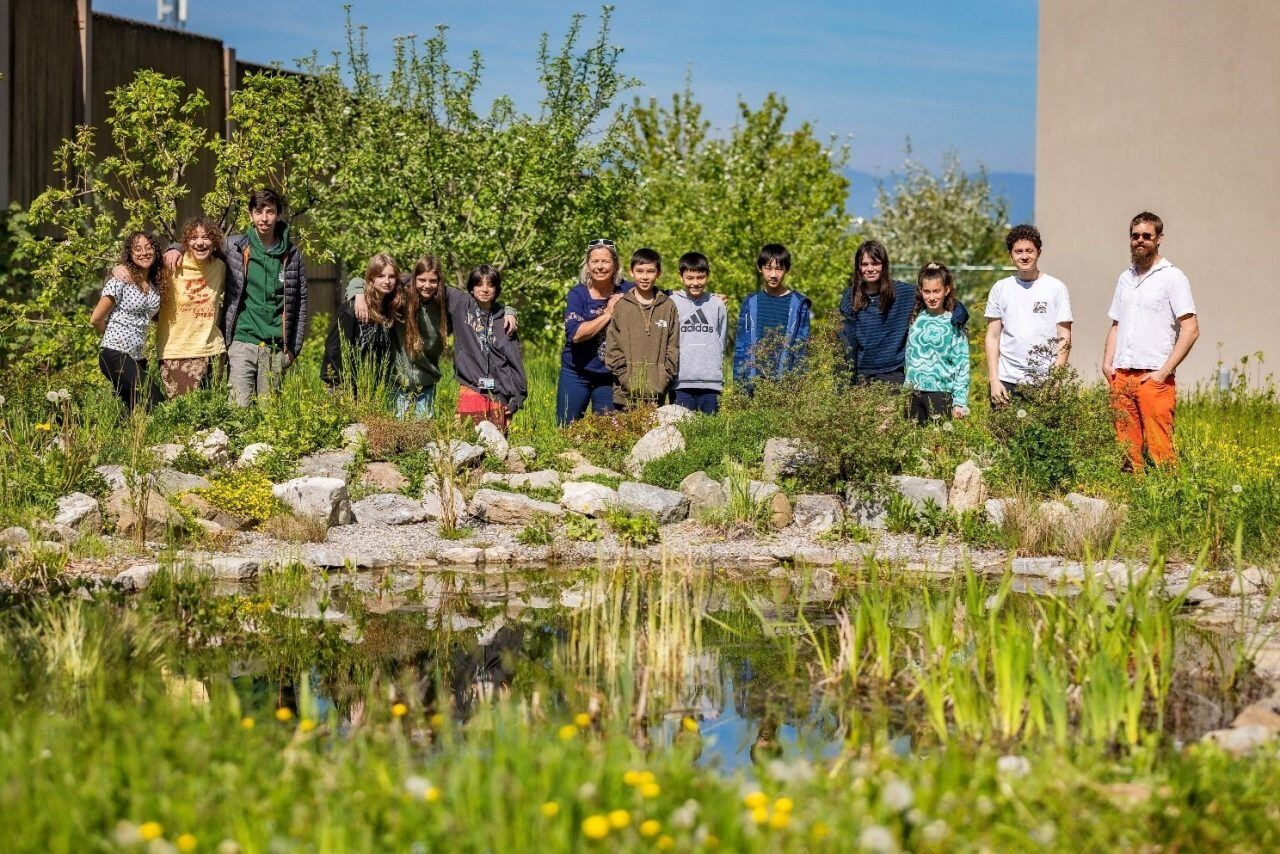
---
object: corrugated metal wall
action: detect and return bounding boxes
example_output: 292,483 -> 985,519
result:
8,0 -> 80,206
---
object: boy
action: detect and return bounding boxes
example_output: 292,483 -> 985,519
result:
604,248 -> 680,408
984,224 -> 1072,405
670,251 -> 728,414
732,243 -> 812,391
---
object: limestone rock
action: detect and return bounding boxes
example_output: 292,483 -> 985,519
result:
190,427 -> 230,466
560,481 -> 620,517
792,494 -> 843,533
1065,492 -> 1110,524
1011,556 -> 1063,577
105,486 -> 184,539
297,450 -> 356,482
950,461 -> 987,512
341,422 -> 367,448
54,492 -> 101,532
769,492 -> 793,529
307,547 -> 383,569
484,546 -> 514,564
425,440 -> 486,470
467,489 -> 564,525
625,425 -> 685,477
679,471 -> 726,514
1202,725 -> 1275,756
0,526 -> 30,546
762,437 -> 814,482
439,546 -> 484,566
474,420 -> 510,461
153,468 -> 212,496
360,461 -> 409,493
237,442 -> 275,468
482,469 -> 562,491
422,484 -> 468,521
272,477 -> 354,527
149,443 -> 184,465
1231,695 -> 1280,732
846,492 -> 887,529
890,475 -> 948,511
1230,566 -> 1274,595
985,498 -> 1009,528
116,563 -> 161,592
617,482 -> 689,524
652,403 -> 695,427
352,493 -> 429,525
95,464 -> 127,492
721,477 -> 780,505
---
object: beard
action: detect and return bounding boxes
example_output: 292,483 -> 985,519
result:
1131,244 -> 1156,267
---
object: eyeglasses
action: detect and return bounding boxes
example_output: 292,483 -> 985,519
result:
1130,232 -> 1157,241
587,238 -> 616,248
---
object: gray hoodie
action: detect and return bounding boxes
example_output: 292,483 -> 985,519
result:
671,290 -> 728,392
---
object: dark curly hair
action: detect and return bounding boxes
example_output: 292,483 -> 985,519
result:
1005,224 -> 1042,252
180,215 -> 225,255
119,231 -> 161,293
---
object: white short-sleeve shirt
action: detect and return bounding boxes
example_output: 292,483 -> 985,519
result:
983,273 -> 1073,384
1107,259 -> 1197,371
99,277 -> 161,360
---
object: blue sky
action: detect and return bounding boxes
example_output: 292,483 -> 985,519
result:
98,0 -> 1037,175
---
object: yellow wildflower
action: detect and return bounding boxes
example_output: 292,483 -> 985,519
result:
424,786 -> 441,803
637,770 -> 656,786
769,812 -> 791,830
773,797 -> 793,814
750,806 -> 769,825
681,716 -> 699,733
176,833 -> 198,852
657,836 -> 675,851
35,422 -> 52,432
639,819 -> 661,837
608,809 -> 631,829
429,713 -> 446,728
811,821 -> 831,840
391,703 -> 408,718
640,782 -> 661,799
540,801 -> 560,818
299,719 -> 316,733
743,791 -> 768,810
274,707 -> 293,722
139,822 -> 164,841
240,717 -> 255,730
582,815 -> 610,840
623,770 -> 641,786
558,724 -> 578,741
574,712 -> 593,728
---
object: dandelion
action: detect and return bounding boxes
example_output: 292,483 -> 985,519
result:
608,809 -> 631,829
577,782 -> 598,800
742,791 -> 768,810
1032,821 -> 1057,846
574,712 -> 592,728
1232,484 -> 1243,494
773,797 -> 793,814
176,833 -> 198,852
811,821 -> 831,841
637,770 -> 656,786
639,819 -> 661,837
274,707 -> 293,722
424,786 -> 441,803
540,801 -> 560,818
35,422 -> 52,432
656,836 -> 675,851
623,770 -> 641,786
139,822 -> 165,841
216,841 -> 241,854
996,754 -> 1031,778
750,806 -> 769,826
942,421 -> 954,433
558,724 -> 577,741
581,815 -> 610,840
240,717 -> 255,729
114,821 -> 141,846
429,713 -> 446,728
1016,408 -> 1028,419
920,820 -> 949,845
299,719 -> 317,733
857,824 -> 897,853
46,389 -> 70,404
681,716 -> 699,733
671,799 -> 700,829
768,812 -> 791,830
880,779 -> 914,812
404,776 -> 433,799
640,782 -> 661,799
392,703 -> 409,718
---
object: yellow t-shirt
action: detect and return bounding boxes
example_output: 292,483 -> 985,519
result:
156,253 -> 227,359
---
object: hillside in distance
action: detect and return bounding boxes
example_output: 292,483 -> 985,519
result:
846,169 -> 1035,226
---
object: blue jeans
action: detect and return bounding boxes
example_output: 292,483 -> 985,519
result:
556,366 -> 616,425
395,386 -> 436,418
674,388 -> 720,414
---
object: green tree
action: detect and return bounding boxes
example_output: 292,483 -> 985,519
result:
297,10 -> 636,342
623,87 -> 856,314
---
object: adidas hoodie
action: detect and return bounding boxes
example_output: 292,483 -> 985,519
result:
671,290 -> 728,392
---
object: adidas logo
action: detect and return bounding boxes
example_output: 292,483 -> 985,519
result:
682,307 -> 716,333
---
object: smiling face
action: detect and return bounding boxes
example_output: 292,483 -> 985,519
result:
859,255 -> 884,286
130,236 -> 156,268
631,261 -> 660,294
587,247 -> 616,286
187,226 -> 214,261
681,270 -> 708,297
471,276 -> 497,308
1009,238 -> 1041,277
371,265 -> 398,296
1129,221 -> 1162,267
414,268 -> 441,301
919,276 -> 949,314
250,203 -> 279,241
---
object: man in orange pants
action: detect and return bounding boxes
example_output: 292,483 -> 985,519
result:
1101,212 -> 1200,470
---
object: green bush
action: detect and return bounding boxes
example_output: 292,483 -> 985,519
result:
563,513 -> 601,542
515,513 -> 557,546
602,508 -> 660,547
198,469 -> 282,524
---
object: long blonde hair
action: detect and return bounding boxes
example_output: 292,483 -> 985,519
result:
578,242 -> 622,288
362,252 -> 399,326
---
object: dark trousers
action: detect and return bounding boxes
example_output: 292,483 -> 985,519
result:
859,369 -> 906,386
674,388 -> 720,414
99,347 -> 162,414
908,390 -> 953,425
556,366 -> 617,426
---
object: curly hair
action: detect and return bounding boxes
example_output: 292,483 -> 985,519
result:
1005,224 -> 1042,252
119,231 -> 160,293
180,215 -> 225,255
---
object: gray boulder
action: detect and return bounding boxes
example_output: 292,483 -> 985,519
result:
353,493 -> 429,526
272,477 -> 354,527
950,461 -> 987,512
890,475 -> 949,511
95,464 -> 127,492
149,443 -> 185,465
792,494 -> 844,533
104,486 -> 185,539
190,427 -> 231,466
153,468 -> 212,496
679,471 -> 726,514
482,469 -> 562,490
721,477 -> 779,505
985,498 -> 1009,527
54,492 -> 101,532
467,489 -> 564,525
297,450 -> 356,482
474,420 -> 510,461
560,481 -> 620,517
237,442 -> 275,468
439,546 -> 485,566
360,462 -> 409,493
422,484 -> 468,521
617,482 -> 689,524
425,440 -> 486,470
652,404 -> 695,427
762,437 -> 814,482
1065,492 -> 1111,524
769,492 -> 793,529
846,492 -> 887,529
625,425 -> 685,477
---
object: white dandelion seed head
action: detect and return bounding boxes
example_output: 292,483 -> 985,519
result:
857,824 -> 898,853
1015,408 -> 1028,419
880,779 -> 914,812
996,754 -> 1031,778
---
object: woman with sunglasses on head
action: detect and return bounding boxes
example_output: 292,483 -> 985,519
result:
555,238 -> 635,425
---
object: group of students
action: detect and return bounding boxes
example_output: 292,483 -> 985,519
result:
90,188 -> 1197,470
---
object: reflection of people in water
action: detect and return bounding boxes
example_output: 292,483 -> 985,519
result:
448,625 -> 524,715
750,714 -> 784,766
674,715 -> 704,762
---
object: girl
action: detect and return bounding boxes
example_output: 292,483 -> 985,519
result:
323,253 -> 399,396
91,232 -> 163,413
839,240 -> 969,385
555,239 -> 633,425
156,216 -> 227,398
904,263 -> 970,424
445,264 -> 526,432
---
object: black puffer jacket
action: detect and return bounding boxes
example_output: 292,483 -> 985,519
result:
220,227 -> 309,358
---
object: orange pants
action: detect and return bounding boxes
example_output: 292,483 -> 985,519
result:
456,386 -> 509,434
1109,369 -> 1176,470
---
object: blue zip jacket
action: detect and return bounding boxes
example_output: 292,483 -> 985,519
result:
838,281 -> 969,377
732,289 -> 813,386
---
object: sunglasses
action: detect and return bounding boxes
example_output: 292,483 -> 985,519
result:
1130,232 -> 1157,241
587,238 -> 616,248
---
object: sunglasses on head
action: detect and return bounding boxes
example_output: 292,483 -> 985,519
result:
1130,231 -> 1157,241
587,238 -> 616,248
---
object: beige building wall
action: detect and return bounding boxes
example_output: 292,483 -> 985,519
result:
1036,0 -> 1280,384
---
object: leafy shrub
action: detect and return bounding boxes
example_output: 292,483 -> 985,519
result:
641,404 -> 781,490
602,508 -> 660,547
562,406 -> 656,472
564,513 -> 601,542
516,513 -> 557,546
245,367 -> 353,460
198,469 -> 282,524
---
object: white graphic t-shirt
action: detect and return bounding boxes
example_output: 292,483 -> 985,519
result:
984,274 -> 1073,384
